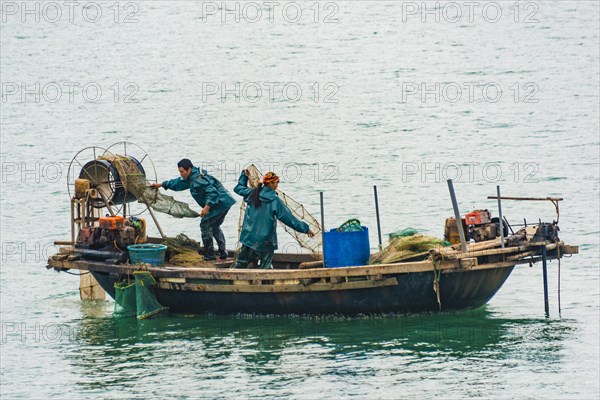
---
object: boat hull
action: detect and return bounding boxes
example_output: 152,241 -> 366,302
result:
90,265 -> 515,315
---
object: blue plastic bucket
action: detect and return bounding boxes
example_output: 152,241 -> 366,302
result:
323,227 -> 370,268
127,244 -> 168,267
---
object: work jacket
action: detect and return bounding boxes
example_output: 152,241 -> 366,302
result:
162,167 -> 236,219
234,172 -> 309,251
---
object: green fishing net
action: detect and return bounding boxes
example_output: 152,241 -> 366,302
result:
114,280 -> 137,317
134,271 -> 168,320
101,155 -> 200,218
388,227 -> 419,239
113,271 -> 168,320
337,219 -> 364,232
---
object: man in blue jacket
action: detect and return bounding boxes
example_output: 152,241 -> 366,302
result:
151,159 -> 236,260
233,170 -> 314,269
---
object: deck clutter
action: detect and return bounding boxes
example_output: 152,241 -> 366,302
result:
47,143 -> 579,317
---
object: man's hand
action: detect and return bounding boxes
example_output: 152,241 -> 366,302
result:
200,205 -> 211,217
150,183 -> 162,189
307,229 -> 315,238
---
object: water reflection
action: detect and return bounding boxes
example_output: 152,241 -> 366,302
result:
70,305 -> 576,387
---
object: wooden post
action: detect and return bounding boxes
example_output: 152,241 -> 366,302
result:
70,198 -> 76,244
79,273 -> 106,300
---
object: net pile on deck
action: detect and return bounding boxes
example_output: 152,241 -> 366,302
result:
238,164 -> 322,255
164,234 -> 212,267
101,155 -> 200,218
369,228 -> 450,264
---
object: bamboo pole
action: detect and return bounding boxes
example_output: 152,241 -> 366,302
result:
147,206 -> 166,239
487,196 -> 563,201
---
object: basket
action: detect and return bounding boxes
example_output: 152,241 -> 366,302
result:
127,244 -> 168,267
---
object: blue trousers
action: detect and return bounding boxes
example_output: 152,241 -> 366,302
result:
233,245 -> 274,269
200,210 -> 228,257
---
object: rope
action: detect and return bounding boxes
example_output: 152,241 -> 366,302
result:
63,270 -> 90,276
432,257 -> 442,310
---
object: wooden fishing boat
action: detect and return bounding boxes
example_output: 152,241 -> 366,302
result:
47,236 -> 578,316
48,143 -> 578,316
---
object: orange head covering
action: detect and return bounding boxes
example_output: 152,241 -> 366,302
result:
262,172 -> 280,185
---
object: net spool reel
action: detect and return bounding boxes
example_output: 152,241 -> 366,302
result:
67,143 -> 157,215
78,156 -> 145,208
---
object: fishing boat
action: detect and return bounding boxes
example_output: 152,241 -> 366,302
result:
46,143 -> 579,316
47,235 -> 578,315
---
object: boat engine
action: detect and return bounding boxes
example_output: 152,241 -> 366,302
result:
464,209 -> 491,242
445,209 -> 506,243
77,216 -> 145,248
75,216 -> 146,262
465,209 -> 510,242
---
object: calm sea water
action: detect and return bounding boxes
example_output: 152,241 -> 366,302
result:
1,1 -> 599,398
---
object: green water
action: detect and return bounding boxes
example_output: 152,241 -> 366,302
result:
2,304 -> 582,398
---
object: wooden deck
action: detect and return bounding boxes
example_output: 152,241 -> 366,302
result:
47,241 -> 577,286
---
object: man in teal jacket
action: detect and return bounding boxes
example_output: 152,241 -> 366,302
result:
151,159 -> 236,260
233,170 -> 314,269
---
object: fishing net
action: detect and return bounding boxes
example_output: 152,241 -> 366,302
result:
113,271 -> 168,319
369,232 -> 450,264
114,280 -> 137,317
134,271 -> 168,319
337,219 -> 365,232
388,227 -> 419,239
238,164 -> 322,255
100,155 -> 200,218
164,234 -> 213,267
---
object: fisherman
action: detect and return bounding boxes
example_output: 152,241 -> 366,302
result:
151,159 -> 235,260
233,170 -> 314,269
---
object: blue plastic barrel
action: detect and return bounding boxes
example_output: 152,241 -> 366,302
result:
323,227 -> 370,268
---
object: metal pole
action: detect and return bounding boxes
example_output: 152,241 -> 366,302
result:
447,179 -> 468,253
496,185 -> 505,249
373,185 -> 383,252
320,191 -> 326,266
542,245 -> 550,317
